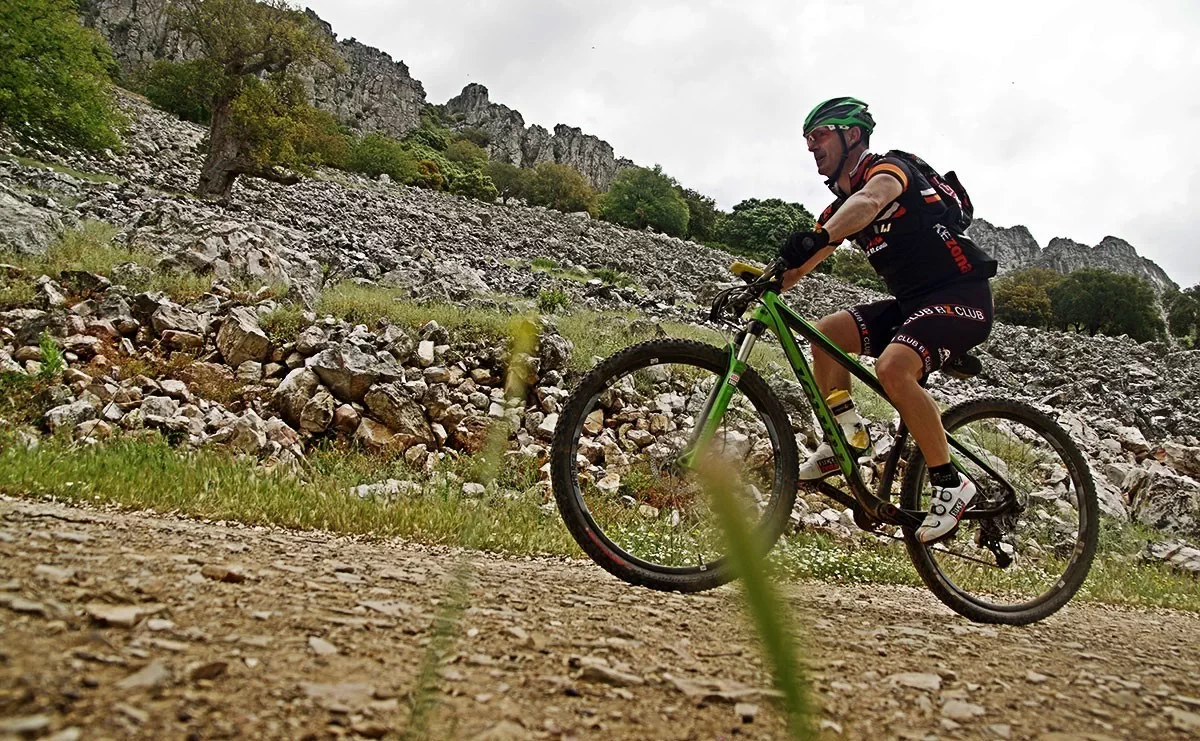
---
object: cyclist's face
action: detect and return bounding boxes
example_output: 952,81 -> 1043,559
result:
805,127 -> 841,177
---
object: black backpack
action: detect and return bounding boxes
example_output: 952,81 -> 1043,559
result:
886,150 -> 974,233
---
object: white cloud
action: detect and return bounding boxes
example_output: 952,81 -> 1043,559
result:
302,0 -> 1200,285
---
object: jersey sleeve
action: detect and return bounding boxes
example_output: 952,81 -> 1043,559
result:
864,155 -> 911,192
817,199 -> 841,227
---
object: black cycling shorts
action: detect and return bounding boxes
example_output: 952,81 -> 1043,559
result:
845,280 -> 993,375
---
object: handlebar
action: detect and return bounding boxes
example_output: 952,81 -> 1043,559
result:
708,258 -> 788,324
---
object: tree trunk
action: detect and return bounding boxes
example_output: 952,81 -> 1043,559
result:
196,94 -> 246,201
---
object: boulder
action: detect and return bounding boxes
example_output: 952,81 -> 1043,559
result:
272,368 -> 320,427
150,303 -> 209,337
217,306 -> 270,367
308,343 -> 401,402
299,389 -> 336,434
363,383 -> 435,449
538,333 -> 573,373
0,190 -> 63,254
1128,465 -> 1200,538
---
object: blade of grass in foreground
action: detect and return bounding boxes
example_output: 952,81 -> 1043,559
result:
703,459 -> 814,739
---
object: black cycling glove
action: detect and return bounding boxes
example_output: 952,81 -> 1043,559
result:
780,227 -> 831,269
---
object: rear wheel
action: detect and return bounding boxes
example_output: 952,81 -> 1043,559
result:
550,339 -> 798,592
900,398 -> 1098,624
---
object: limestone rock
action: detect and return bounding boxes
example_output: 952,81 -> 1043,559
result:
217,306 -> 270,367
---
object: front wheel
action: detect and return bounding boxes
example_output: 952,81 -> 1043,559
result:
901,398 -> 1098,625
550,339 -> 799,592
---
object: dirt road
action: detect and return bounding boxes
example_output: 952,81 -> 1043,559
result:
1,496 -> 1198,740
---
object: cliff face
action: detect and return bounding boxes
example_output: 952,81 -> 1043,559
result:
444,84 -> 623,190
968,218 -> 1177,292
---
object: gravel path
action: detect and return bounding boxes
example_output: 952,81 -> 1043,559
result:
1,496 -> 1198,740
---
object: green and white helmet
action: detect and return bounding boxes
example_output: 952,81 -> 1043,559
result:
803,96 -> 875,137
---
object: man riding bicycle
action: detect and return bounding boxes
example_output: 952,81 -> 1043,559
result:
778,96 -> 997,544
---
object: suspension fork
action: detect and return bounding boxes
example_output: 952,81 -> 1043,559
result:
678,322 -> 765,468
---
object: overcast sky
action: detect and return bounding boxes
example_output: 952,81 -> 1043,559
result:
302,0 -> 1200,286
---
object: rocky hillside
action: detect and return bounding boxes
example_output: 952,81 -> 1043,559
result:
2,92 -> 1199,542
968,218 -> 1177,292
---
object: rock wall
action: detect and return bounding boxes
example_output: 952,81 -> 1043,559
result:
444,84 -> 624,190
969,218 -> 1177,292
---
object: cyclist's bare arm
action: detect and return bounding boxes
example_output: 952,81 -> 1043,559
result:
782,174 -> 903,290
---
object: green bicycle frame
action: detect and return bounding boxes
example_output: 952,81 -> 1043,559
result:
686,286 -> 1014,528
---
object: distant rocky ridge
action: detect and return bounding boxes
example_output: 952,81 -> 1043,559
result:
444,84 -> 632,190
80,1 -> 627,189
967,218 -> 1177,293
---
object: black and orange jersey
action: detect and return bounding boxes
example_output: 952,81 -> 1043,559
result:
818,152 -> 996,301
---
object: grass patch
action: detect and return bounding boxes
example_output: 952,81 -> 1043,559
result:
536,289 -> 570,314
260,304 -> 308,346
592,267 -> 634,288
1,221 -> 215,304
3,154 -> 124,184
0,373 -> 55,427
530,257 -> 558,270
0,434 -> 576,556
317,282 -> 520,342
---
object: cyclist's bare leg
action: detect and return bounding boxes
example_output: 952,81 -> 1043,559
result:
875,344 -> 949,467
812,311 -> 863,397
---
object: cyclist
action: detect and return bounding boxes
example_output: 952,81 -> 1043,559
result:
778,96 -> 997,544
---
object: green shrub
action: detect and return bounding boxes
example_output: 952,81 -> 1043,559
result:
1166,285 -> 1199,348
0,0 -> 124,151
347,132 -> 420,181
537,289 -> 571,314
131,59 -> 223,124
993,268 -> 1062,328
448,167 -> 498,202
599,165 -> 690,236
37,331 -> 64,381
717,198 -> 815,262
488,161 -> 534,202
445,139 -> 488,169
454,127 -> 490,147
527,162 -> 597,214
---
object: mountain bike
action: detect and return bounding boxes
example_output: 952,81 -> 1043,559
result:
550,259 -> 1097,625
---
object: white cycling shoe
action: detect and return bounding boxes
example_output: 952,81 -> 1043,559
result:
916,478 -> 977,544
798,443 -> 841,481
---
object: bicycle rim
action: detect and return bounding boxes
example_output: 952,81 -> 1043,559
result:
904,401 -> 1097,621
559,345 -> 794,576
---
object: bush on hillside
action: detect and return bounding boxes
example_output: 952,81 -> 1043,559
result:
1166,285 -> 1200,348
0,0 -> 124,151
445,139 -> 489,169
130,59 -> 224,124
449,167 -> 498,202
488,161 -> 534,202
599,165 -> 690,237
717,198 -> 815,262
347,132 -> 419,181
993,268 -> 1063,328
527,162 -> 597,214
680,188 -> 722,243
1049,268 -> 1165,342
